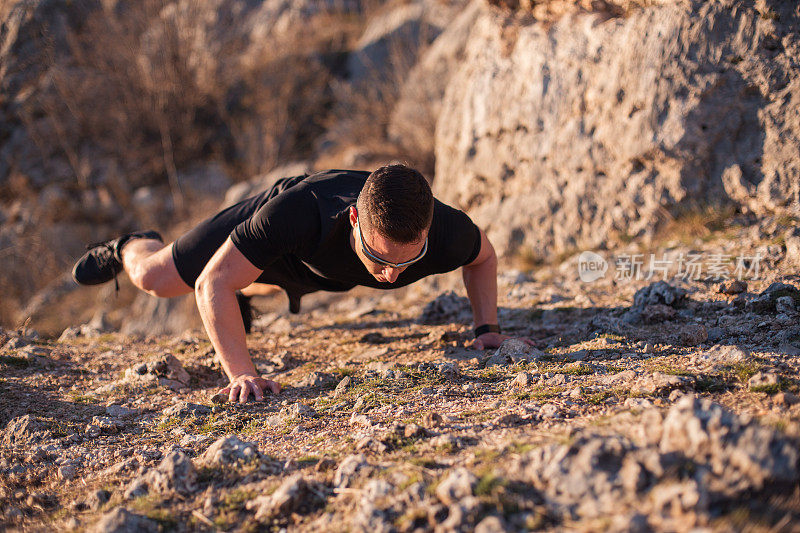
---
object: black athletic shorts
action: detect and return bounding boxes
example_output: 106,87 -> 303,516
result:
171,174 -> 308,288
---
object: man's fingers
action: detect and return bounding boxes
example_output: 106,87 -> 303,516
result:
228,384 -> 239,403
239,381 -> 251,404
473,339 -> 484,350
267,380 -> 281,394
252,381 -> 264,402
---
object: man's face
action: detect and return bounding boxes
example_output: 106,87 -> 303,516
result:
348,206 -> 428,284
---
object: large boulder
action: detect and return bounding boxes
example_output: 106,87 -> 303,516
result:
346,0 -> 462,86
389,0 -> 483,162
434,1 -> 800,257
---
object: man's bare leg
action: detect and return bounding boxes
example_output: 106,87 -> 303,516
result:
239,283 -> 281,297
121,240 -> 193,298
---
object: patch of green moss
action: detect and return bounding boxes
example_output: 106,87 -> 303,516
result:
727,361 -> 764,383
475,472 -> 506,496
552,365 -> 594,376
584,390 -> 614,405
506,441 -> 537,455
750,384 -> 780,395
67,393 -> 96,404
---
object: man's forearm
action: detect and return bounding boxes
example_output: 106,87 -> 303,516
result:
461,253 -> 499,327
195,279 -> 256,381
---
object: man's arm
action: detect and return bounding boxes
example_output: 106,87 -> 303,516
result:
461,229 -> 534,350
195,238 -> 280,403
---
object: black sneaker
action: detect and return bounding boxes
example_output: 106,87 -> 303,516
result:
72,231 -> 162,286
235,291 -> 253,334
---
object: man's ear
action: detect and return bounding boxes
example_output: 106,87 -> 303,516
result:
348,206 -> 358,228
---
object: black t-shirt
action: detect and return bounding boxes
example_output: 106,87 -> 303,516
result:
230,169 -> 482,301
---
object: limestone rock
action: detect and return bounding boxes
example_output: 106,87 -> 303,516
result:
334,454 -> 369,489
247,474 -> 326,520
435,2 -> 800,257
774,391 -> 800,407
419,291 -> 471,325
58,464 -> 77,480
334,375 -> 352,397
86,489 -> 111,511
85,416 -> 123,437
124,451 -> 197,498
389,0 -> 483,161
197,435 -> 260,468
509,371 -> 533,389
631,372 -> 688,396
91,508 -> 158,533
694,345 -> 750,370
2,415 -> 50,447
279,403 -> 317,420
486,338 -> 544,367
474,515 -> 512,533
162,402 -> 211,419
440,495 -> 482,531
748,371 -> 779,391
298,371 -> 338,389
660,396 -> 798,492
346,1 -> 457,85
435,467 -> 477,505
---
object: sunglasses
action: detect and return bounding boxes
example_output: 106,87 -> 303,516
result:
356,215 -> 428,268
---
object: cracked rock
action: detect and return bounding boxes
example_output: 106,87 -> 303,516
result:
334,375 -> 352,397
435,467 -> 477,505
124,451 -> 197,498
280,402 -> 318,419
747,371 -> 779,391
510,371 -> 533,388
2,415 -> 51,447
91,508 -> 159,533
248,474 -> 326,520
334,454 -> 369,488
486,339 -> 544,367
633,281 -> 686,308
298,371 -> 338,389
631,372 -> 688,396
746,282 -> 800,314
197,435 -> 260,467
162,402 -> 211,418
419,291 -> 471,325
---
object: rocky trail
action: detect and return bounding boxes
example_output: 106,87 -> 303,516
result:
2,216 -> 800,532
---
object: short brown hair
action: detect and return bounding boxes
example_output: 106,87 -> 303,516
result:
356,164 -> 434,243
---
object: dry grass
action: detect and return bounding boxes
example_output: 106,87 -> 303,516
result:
487,0 -> 671,20
27,1 -> 343,192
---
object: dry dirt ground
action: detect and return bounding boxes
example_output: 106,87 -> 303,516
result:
2,216 -> 800,532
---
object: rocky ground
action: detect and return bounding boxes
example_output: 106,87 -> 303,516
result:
2,215 -> 800,532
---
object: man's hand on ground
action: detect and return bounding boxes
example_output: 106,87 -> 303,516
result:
220,374 -> 281,404
471,332 -> 536,350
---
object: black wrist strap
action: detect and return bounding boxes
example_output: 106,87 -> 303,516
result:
474,324 -> 501,337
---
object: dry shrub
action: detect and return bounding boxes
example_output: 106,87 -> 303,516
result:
487,0 -> 670,20
22,0 -> 342,200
